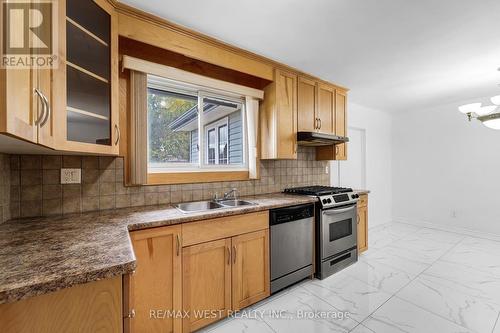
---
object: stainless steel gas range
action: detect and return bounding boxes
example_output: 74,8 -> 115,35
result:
284,186 -> 360,280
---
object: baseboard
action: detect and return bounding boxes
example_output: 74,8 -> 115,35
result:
392,216 -> 500,242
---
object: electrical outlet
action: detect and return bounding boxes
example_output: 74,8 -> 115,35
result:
61,168 -> 81,184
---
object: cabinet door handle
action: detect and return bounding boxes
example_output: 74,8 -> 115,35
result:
176,234 -> 181,256
39,91 -> 50,127
318,118 -> 322,130
114,124 -> 120,145
232,245 -> 237,264
226,246 -> 231,265
33,89 -> 46,125
357,215 -> 360,224
336,146 -> 340,154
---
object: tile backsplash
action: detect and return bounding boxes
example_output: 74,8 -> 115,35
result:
0,154 -> 11,223
8,146 -> 329,219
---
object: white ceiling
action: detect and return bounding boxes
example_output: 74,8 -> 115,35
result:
120,0 -> 500,113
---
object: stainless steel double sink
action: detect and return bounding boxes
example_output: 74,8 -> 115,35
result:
175,199 -> 256,213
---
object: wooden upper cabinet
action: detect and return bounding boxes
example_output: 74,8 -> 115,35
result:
53,0 -> 119,155
297,76 -> 317,132
183,238 -> 232,333
260,68 -> 297,159
0,68 -> 38,143
317,83 -> 335,135
231,229 -> 270,310
298,77 -> 337,135
128,225 -> 182,333
335,89 -> 347,160
315,88 -> 349,161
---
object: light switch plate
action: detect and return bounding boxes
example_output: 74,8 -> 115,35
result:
61,168 -> 81,184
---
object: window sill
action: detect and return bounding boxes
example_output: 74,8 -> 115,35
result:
147,170 -> 250,185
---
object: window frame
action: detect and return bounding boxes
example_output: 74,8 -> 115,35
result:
146,75 -> 248,174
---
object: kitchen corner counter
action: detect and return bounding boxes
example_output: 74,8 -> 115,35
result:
0,193 -> 317,305
355,189 -> 370,195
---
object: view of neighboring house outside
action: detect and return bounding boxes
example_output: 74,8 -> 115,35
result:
147,84 -> 245,170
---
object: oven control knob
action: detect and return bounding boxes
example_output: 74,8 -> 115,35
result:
322,199 -> 327,204
327,198 -> 332,204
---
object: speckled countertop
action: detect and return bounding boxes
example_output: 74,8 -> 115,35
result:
0,193 -> 317,304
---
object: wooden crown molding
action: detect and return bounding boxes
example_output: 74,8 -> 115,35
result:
107,0 -> 349,92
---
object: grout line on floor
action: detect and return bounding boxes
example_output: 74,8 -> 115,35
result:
491,311 -> 500,333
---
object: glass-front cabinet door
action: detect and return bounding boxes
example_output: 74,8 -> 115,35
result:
54,0 -> 119,154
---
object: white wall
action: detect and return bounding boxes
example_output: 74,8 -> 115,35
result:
331,103 -> 393,228
392,98 -> 500,235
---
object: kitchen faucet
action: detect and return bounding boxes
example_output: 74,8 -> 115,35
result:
222,188 -> 238,201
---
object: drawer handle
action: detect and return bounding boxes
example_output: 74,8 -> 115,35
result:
232,245 -> 237,264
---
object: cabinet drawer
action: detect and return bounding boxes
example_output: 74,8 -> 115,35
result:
182,211 -> 269,247
358,194 -> 368,208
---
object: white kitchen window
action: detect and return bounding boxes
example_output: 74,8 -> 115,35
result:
147,75 -> 247,172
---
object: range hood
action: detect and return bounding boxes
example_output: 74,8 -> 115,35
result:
297,132 -> 349,146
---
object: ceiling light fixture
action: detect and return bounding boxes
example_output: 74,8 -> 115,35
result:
491,95 -> 500,105
458,72 -> 500,129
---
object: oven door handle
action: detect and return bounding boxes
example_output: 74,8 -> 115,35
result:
322,205 -> 357,215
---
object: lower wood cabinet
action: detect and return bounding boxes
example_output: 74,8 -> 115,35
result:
231,230 -> 269,310
128,211 -> 270,333
357,194 -> 368,253
182,229 -> 269,332
182,238 -> 232,332
127,225 -> 182,333
0,277 -> 122,333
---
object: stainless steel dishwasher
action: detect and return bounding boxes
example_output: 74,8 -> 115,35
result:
270,204 -> 314,293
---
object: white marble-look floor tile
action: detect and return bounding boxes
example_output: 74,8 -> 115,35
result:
397,273 -> 500,332
302,273 -> 392,323
368,223 -> 422,249
382,236 -> 454,264
362,247 -> 430,277
459,236 -> 500,254
362,297 -> 473,333
256,286 -> 359,333
441,237 -> 500,278
202,317 -> 275,333
401,227 -> 465,245
424,260 -> 500,307
342,258 -> 413,294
